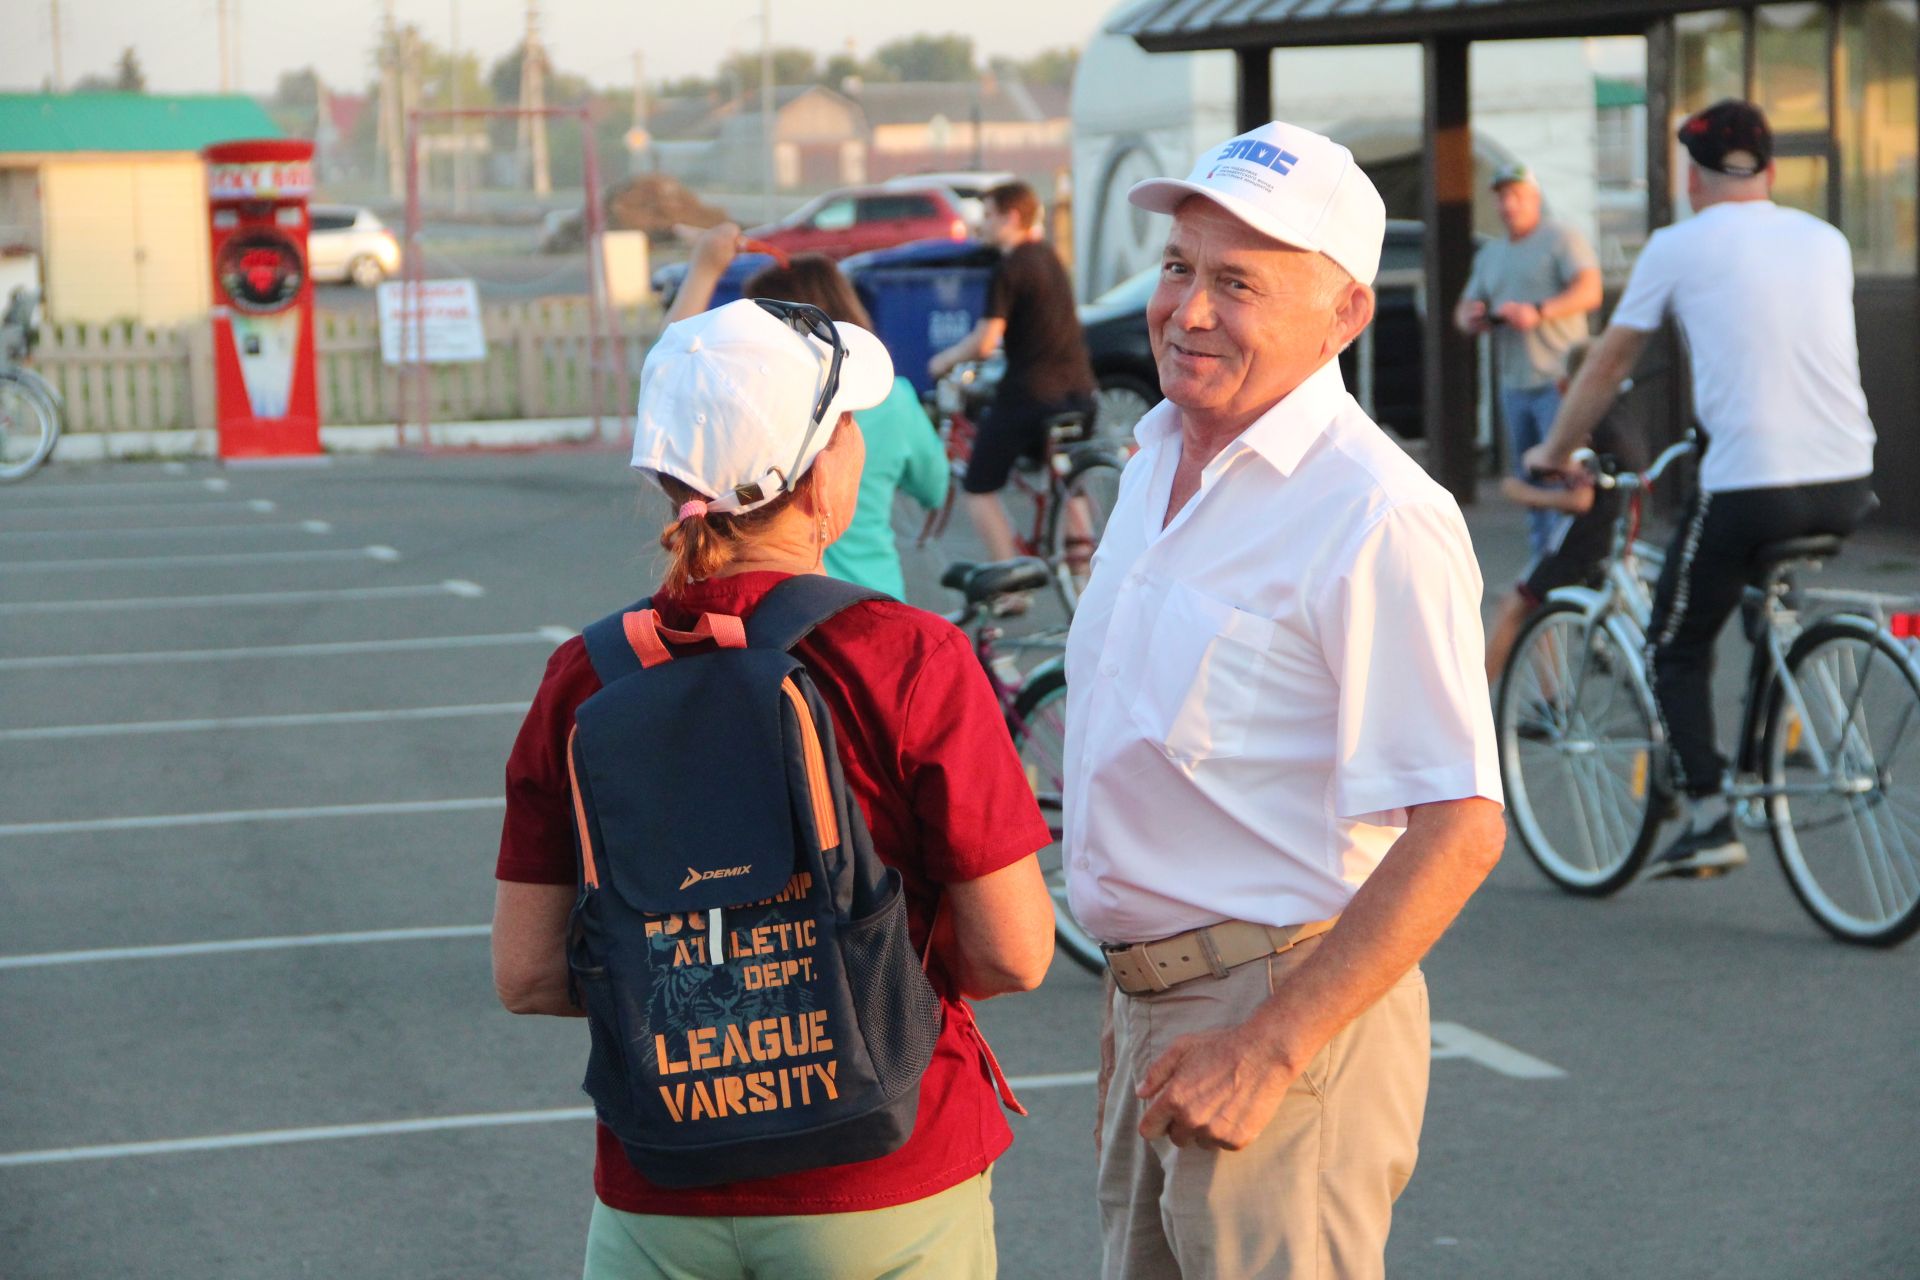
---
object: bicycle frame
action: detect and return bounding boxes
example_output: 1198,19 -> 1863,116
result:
1726,585 -> 1920,803
945,599 -> 1066,720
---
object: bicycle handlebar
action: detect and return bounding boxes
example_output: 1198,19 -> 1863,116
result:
1573,435 -> 1696,493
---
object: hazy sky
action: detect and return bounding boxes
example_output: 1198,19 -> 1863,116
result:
4,0 -> 1128,96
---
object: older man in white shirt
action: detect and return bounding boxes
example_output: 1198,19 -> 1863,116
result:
1065,121 -> 1507,1279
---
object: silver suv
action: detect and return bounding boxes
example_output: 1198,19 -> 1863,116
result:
307,205 -> 401,288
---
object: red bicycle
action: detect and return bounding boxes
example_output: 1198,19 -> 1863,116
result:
941,555 -> 1103,973
910,361 -> 1127,614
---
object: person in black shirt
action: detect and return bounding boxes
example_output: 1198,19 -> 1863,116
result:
930,181 -> 1097,562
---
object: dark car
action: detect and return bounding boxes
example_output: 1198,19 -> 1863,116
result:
1077,220 -> 1434,440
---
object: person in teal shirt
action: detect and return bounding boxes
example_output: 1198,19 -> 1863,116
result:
664,225 -> 949,599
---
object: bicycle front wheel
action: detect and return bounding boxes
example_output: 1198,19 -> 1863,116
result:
1764,618 -> 1920,946
1045,457 -> 1122,614
0,370 -> 59,482
1007,665 -> 1105,974
1497,599 -> 1665,894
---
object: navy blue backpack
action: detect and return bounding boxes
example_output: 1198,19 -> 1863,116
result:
564,574 -> 943,1188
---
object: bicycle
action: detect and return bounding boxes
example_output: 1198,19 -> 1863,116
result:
1496,439 -> 1920,946
909,360 -> 1127,614
940,554 -> 1104,973
1,286 -> 62,483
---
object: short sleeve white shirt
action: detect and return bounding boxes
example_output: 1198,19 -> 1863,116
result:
1608,201 -> 1874,493
1062,358 -> 1503,945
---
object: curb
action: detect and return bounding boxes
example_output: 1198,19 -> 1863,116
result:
51,417 -> 615,462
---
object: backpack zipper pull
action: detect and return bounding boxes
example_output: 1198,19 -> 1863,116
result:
707,907 -> 725,966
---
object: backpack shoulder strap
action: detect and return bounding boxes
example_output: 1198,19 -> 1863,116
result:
745,575 -> 886,652
580,597 -> 651,685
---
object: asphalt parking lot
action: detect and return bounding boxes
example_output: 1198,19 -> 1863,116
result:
2,450 -> 1916,1279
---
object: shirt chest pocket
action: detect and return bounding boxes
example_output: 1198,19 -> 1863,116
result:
1127,582 -> 1277,764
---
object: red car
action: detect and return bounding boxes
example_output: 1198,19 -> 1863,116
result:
746,184 -> 972,260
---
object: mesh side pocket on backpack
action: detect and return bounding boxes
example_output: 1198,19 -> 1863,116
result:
839,872 -> 942,1096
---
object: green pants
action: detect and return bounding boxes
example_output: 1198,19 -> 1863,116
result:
583,1170 -> 997,1280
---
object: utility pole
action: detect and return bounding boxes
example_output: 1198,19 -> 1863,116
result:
403,24 -> 425,199
518,0 -> 551,197
48,0 -> 63,91
216,0 -> 230,92
760,0 -> 774,222
379,1 -> 405,197
450,0 -> 467,212
632,50 -> 651,172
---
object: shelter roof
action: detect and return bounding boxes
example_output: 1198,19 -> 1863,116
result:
0,94 -> 282,154
1108,0 -> 1721,52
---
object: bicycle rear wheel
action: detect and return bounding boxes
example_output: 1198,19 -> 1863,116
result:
0,370 -> 59,482
1497,599 -> 1665,894
1764,618 -> 1920,946
1045,457 -> 1122,614
1007,665 -> 1104,973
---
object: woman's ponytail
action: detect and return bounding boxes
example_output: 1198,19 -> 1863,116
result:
654,472 -> 810,594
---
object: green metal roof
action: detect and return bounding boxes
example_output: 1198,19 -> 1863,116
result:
1595,77 -> 1647,110
0,94 -> 282,155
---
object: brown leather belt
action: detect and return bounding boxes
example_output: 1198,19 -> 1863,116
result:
1104,916 -> 1338,995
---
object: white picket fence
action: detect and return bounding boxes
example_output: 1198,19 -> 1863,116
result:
30,300 -> 656,433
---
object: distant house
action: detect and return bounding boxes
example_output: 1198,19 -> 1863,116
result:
857,78 -> 1071,185
636,77 -> 1071,199
639,86 -> 867,192
0,93 -> 282,326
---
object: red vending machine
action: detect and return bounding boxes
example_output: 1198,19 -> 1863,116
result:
202,139 -> 321,460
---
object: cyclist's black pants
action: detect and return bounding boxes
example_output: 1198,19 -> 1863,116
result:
1647,475 -> 1877,796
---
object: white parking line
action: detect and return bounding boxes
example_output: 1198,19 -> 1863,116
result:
0,924 -> 493,970
0,498 -> 276,520
0,520 -> 332,542
0,546 -> 398,573
0,627 -> 573,672
0,1073 -> 1102,1167
0,797 -> 504,837
1430,1022 -> 1567,1079
7,476 -> 230,499
0,579 -> 483,616
0,701 -> 528,741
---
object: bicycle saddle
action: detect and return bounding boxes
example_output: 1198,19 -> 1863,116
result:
941,558 -> 1053,605
1752,535 -> 1843,569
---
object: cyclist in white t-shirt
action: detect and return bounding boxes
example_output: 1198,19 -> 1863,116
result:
1526,99 -> 1877,879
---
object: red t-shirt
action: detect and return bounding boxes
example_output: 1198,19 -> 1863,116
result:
496,571 -> 1052,1216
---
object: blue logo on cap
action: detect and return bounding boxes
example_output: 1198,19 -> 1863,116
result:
1216,139 -> 1301,176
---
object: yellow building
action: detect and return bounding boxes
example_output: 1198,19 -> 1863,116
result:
0,94 -> 283,327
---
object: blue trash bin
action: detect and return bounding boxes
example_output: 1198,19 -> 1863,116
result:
842,240 -> 1001,396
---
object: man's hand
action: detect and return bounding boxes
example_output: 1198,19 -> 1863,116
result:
1496,300 -> 1543,331
1136,1017 -> 1301,1151
1454,298 -> 1493,336
928,349 -> 956,380
1521,441 -> 1573,477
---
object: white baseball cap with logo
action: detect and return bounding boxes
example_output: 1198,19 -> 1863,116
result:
1126,121 -> 1387,287
630,298 -> 895,514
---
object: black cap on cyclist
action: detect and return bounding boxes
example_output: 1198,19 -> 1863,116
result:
1677,100 -> 1773,178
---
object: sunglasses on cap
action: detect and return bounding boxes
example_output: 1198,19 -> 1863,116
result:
752,297 -> 845,490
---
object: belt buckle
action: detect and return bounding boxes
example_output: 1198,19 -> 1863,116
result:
1102,940 -> 1165,995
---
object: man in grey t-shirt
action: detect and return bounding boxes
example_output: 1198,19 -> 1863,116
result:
1453,162 -> 1602,554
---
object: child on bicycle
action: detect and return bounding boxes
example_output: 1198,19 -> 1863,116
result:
1485,343 -> 1645,681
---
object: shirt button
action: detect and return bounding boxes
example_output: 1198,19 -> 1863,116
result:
1101,662 -> 1118,677
1124,573 -> 1141,588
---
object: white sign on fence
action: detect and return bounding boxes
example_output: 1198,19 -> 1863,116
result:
377,279 -> 488,365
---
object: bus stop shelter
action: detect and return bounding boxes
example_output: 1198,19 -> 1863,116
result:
1107,1 -> 1919,525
